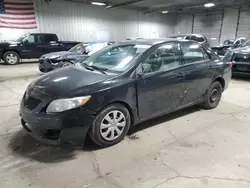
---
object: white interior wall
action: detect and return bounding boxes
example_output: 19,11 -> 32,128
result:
0,0 -> 176,42
220,8 -> 239,41
174,14 -> 193,34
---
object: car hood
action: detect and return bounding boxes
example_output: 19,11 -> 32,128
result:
30,66 -> 114,97
41,51 -> 79,59
0,41 -> 20,48
231,46 -> 250,54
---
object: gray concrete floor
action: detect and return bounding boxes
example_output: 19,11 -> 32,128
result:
1,62 -> 250,188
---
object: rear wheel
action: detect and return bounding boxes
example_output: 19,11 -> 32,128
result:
89,104 -> 131,147
3,51 -> 20,65
202,81 -> 222,109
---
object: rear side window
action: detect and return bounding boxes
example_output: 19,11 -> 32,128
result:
44,34 -> 58,43
196,36 -> 205,43
181,42 -> 209,64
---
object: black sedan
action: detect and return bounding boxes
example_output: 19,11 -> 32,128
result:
224,38 -> 250,76
39,42 -> 107,73
20,39 -> 231,147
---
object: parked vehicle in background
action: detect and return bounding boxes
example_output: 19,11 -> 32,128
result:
224,38 -> 250,76
212,38 -> 246,56
0,33 -> 81,65
168,34 -> 209,47
20,39 -> 231,147
39,42 -> 108,73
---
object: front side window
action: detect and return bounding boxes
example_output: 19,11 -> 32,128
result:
24,35 -> 35,43
69,43 -> 88,54
81,44 -> 150,73
181,42 -> 209,64
139,43 -> 182,74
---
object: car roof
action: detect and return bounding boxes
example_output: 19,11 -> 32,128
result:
118,38 -> 185,46
30,33 -> 57,35
169,34 -> 205,38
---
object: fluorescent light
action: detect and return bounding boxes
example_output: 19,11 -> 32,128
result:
204,3 -> 215,8
91,2 -> 106,6
162,10 -> 169,14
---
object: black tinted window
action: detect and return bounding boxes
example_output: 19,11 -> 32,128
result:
181,42 -> 208,64
35,35 -> 45,44
140,43 -> 182,74
196,36 -> 205,43
44,34 -> 57,43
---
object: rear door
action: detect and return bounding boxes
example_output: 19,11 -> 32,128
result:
42,34 -> 61,54
136,42 -> 186,119
179,41 -> 216,105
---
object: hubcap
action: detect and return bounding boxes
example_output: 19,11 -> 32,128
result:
100,110 -> 126,141
6,53 -> 18,64
62,62 -> 71,67
211,88 -> 219,102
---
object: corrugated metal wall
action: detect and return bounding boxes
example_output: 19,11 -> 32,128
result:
193,12 -> 223,46
174,8 -> 250,46
236,7 -> 250,38
0,0 -> 175,41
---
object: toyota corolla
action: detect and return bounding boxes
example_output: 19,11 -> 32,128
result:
20,39 -> 231,147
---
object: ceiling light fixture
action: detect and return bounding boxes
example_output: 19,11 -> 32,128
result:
91,2 -> 106,6
204,2 -> 215,8
162,10 -> 169,14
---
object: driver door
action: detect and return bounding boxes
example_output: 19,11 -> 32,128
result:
136,42 -> 186,120
20,34 -> 45,58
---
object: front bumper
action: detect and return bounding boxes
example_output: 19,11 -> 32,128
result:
20,90 -> 95,146
232,62 -> 250,76
39,58 -> 61,73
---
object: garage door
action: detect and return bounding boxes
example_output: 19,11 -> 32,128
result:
193,12 -> 223,46
236,8 -> 250,38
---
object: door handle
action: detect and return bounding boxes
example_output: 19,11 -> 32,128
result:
177,73 -> 184,79
208,65 -> 213,70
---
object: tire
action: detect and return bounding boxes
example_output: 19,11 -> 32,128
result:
89,104 -> 131,147
202,81 -> 222,109
61,61 -> 72,68
3,51 -> 20,65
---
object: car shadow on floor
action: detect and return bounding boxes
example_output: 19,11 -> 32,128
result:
128,105 -> 201,135
9,130 -> 78,163
8,106 -> 201,163
0,60 -> 38,66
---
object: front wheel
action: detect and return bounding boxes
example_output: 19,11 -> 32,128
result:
3,51 -> 20,65
89,104 -> 131,147
202,81 -> 222,109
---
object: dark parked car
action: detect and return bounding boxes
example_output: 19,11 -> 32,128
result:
168,34 -> 209,47
0,33 -> 80,65
212,38 -> 246,56
224,38 -> 250,76
39,42 -> 108,73
20,39 -> 231,147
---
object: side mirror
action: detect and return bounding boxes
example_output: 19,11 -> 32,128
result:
137,71 -> 144,77
22,40 -> 28,44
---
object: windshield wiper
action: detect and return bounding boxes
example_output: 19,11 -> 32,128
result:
82,63 -> 107,74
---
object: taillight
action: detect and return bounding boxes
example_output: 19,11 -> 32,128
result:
229,61 -> 233,69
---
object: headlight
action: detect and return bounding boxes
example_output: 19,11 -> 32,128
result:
46,96 -> 91,113
50,55 -> 60,59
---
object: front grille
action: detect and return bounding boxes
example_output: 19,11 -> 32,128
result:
233,54 -> 250,63
23,95 -> 41,110
43,129 -> 61,140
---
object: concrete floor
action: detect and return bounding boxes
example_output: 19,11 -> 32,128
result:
1,63 -> 250,188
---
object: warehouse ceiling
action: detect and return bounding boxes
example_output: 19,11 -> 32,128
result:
68,0 -> 250,14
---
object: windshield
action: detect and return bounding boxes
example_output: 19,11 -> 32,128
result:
69,43 -> 88,53
81,44 -> 151,73
16,34 -> 28,42
241,38 -> 250,47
